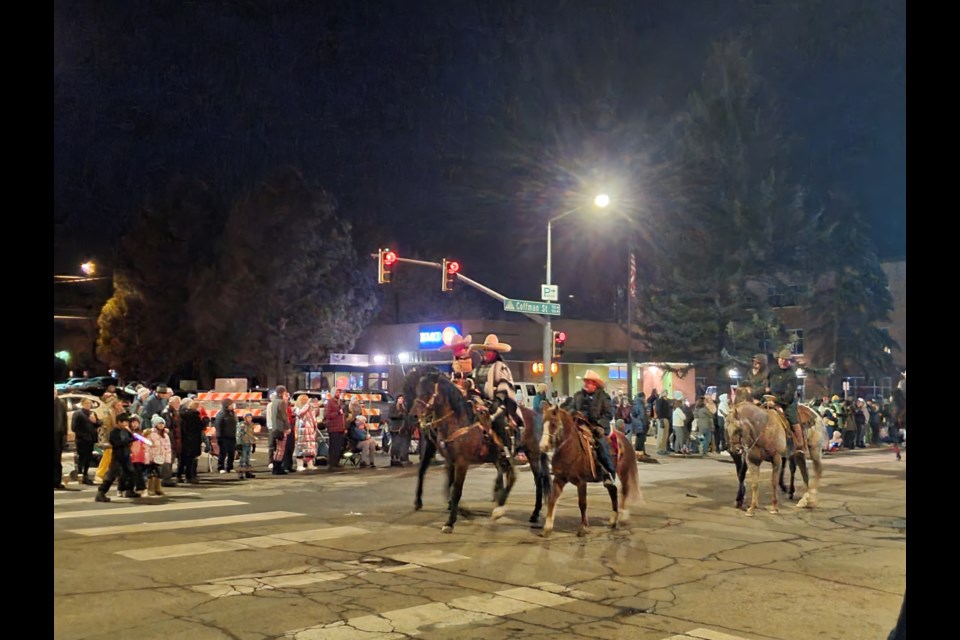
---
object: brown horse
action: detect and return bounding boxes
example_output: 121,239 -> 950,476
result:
725,401 -> 791,515
778,404 -> 825,508
538,403 -> 641,537
409,367 -> 516,534
492,405 -> 552,526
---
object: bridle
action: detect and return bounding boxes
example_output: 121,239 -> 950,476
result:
726,405 -> 758,456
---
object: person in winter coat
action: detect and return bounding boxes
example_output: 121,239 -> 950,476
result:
146,415 -> 172,496
95,413 -> 138,502
694,397 -> 713,456
236,412 -> 258,479
388,395 -> 411,467
161,396 -> 182,485
125,416 -> 149,496
716,393 -> 730,453
54,387 -> 68,490
348,414 -> 378,468
178,399 -> 205,484
293,395 -> 318,471
214,398 -> 238,474
630,391 -> 648,454
324,389 -> 347,471
71,398 -> 99,485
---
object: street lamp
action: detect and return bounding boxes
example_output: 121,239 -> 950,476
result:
543,194 -> 610,394
81,261 -> 96,276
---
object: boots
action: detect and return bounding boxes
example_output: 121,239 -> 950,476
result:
790,424 -> 806,453
153,476 -> 165,496
296,459 -> 305,472
306,459 -> 316,471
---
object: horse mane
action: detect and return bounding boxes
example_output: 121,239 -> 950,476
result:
419,369 -> 470,422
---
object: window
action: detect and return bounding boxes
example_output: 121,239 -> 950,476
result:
608,366 -> 626,380
787,329 -> 804,356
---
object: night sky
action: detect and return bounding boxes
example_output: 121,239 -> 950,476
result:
54,0 -> 905,298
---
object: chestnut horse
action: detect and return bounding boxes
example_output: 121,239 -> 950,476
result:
777,404 -> 825,508
409,367 -> 516,534
491,404 -> 552,526
538,404 -> 641,537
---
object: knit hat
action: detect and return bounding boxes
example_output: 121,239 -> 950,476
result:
151,415 -> 166,427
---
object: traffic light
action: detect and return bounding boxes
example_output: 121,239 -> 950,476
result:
552,331 -> 566,359
378,248 -> 397,284
441,258 -> 460,292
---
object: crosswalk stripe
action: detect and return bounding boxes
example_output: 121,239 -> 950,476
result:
68,511 -> 302,537
284,583 -> 578,637
116,524 -> 363,560
55,491 -> 203,502
54,499 -> 247,519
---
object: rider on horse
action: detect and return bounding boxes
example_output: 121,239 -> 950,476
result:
745,353 -> 770,402
469,334 -> 521,459
440,333 -> 482,396
768,348 -> 806,454
571,369 -> 617,485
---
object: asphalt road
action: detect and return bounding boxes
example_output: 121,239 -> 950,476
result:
54,446 -> 906,640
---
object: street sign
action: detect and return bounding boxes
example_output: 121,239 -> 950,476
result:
540,284 -> 558,301
503,298 -> 561,316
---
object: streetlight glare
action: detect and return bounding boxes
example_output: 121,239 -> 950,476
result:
594,194 -> 610,208
81,261 -> 96,276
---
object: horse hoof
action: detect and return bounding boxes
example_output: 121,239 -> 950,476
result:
577,527 -> 589,537
540,528 -> 552,538
744,509 -> 755,517
441,525 -> 453,534
492,506 -> 505,520
414,500 -> 423,511
529,513 -> 540,524
769,508 -> 780,515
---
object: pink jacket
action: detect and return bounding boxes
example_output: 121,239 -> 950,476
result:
147,429 -> 173,465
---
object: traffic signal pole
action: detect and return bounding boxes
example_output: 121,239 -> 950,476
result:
374,256 -> 548,327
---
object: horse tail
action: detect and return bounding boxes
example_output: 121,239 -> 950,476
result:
614,431 -> 643,507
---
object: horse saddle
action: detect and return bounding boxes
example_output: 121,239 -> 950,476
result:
765,407 -> 791,438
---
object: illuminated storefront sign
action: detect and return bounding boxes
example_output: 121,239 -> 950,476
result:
418,323 -> 462,349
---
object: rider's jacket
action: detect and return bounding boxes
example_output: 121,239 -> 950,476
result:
767,364 -> 798,407
452,350 -> 482,379
471,359 -> 516,403
572,388 -> 613,435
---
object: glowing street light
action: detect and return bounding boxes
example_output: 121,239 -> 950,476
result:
80,261 -> 96,276
594,193 -> 610,208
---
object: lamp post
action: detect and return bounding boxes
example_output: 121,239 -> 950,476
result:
544,194 -> 610,395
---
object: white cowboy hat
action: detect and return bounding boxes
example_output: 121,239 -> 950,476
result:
439,333 -> 472,351
470,334 -> 512,353
582,370 -> 605,388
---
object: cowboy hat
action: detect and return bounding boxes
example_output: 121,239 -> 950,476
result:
775,348 -> 793,360
582,369 -> 605,388
439,333 -> 472,351
470,334 -> 512,353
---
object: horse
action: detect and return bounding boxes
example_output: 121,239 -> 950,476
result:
538,403 -> 641,537
407,367 -> 516,534
777,404 -> 825,508
492,404 -> 552,526
724,401 -> 789,515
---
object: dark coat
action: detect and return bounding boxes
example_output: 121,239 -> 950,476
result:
572,388 -> 613,434
179,407 -> 204,457
768,364 -> 798,407
162,406 -> 182,455
324,397 -> 345,433
71,409 -> 98,444
55,398 -> 68,449
214,408 -> 238,440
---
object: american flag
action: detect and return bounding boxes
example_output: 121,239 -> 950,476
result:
629,252 -> 637,300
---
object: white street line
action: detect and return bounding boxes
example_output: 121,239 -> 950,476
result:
284,583 -> 578,638
674,629 -> 753,640
117,524 -> 360,561
55,491 -> 203,502
54,499 -> 247,519
69,511 -> 301,537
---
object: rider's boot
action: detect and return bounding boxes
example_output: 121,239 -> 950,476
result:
595,437 -> 617,485
790,423 -> 806,454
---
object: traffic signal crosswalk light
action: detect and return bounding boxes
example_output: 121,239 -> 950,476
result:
378,249 -> 397,284
552,331 -> 566,359
441,258 -> 460,292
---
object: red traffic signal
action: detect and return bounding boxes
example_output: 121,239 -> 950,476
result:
556,331 -> 566,342
378,248 -> 398,284
552,330 -> 566,359
441,258 -> 460,292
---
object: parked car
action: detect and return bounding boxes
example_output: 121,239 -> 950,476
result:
55,378 -> 87,393
71,376 -> 119,396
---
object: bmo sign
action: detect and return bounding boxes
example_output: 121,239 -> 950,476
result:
418,323 -> 463,349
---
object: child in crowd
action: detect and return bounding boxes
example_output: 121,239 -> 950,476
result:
95,413 -> 137,502
237,412 -> 257,479
826,429 -> 843,452
124,416 -> 148,497
146,415 -> 172,496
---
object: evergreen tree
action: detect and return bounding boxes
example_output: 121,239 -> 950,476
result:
633,38 -> 820,376
190,167 -> 380,385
